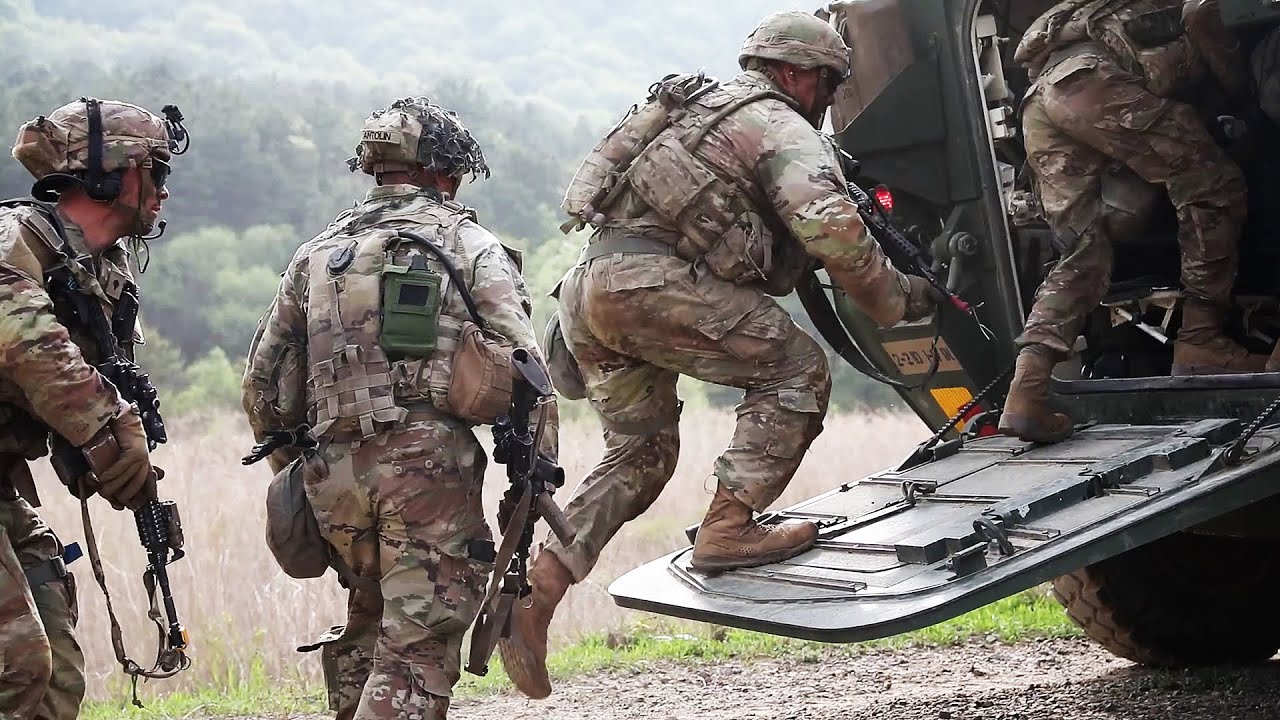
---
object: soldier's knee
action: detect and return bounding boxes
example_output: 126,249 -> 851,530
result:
789,342 -> 832,415
379,551 -> 488,653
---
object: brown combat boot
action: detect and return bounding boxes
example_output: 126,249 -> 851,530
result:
496,550 -> 573,700
689,485 -> 818,571
998,345 -> 1074,444
1171,300 -> 1267,375
1267,343 -> 1280,373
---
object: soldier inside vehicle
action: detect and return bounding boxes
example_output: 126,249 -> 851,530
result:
838,0 -> 1280,409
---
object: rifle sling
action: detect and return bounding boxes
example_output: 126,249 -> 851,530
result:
465,477 -> 534,675
75,477 -> 185,708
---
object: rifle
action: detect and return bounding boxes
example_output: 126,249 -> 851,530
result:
837,151 -> 993,340
466,348 -> 575,676
44,258 -> 189,705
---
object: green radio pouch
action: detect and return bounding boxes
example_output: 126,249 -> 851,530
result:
381,255 -> 443,356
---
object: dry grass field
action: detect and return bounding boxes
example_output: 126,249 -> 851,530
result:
31,408 -> 929,703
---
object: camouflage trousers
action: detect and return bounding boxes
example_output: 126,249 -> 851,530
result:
304,413 -> 493,720
543,251 -> 831,582
1017,49 -> 1247,355
0,494 -> 83,720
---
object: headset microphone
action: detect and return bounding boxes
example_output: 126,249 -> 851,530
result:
140,219 -> 167,240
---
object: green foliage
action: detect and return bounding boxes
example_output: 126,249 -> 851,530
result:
0,1 -> 902,418
167,347 -> 244,416
3,0 -> 814,117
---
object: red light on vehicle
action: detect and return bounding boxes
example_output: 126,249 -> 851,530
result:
960,403 -> 998,437
874,185 -> 894,214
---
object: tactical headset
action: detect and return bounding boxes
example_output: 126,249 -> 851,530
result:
78,97 -> 189,203
81,97 -> 123,202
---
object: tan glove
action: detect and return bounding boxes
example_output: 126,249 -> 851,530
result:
902,276 -> 942,323
84,404 -> 156,511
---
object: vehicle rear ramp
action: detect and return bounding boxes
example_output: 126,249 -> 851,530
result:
609,419 -> 1280,642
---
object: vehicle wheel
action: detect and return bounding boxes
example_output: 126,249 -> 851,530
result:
1051,532 -> 1280,665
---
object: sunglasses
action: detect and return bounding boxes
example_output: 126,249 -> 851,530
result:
148,156 -> 171,190
821,68 -> 846,96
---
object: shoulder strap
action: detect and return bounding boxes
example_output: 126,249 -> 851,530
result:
393,230 -> 489,330
683,89 -> 799,151
1,197 -> 75,259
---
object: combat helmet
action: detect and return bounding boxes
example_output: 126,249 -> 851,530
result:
12,97 -> 188,202
349,97 -> 490,182
738,10 -> 852,79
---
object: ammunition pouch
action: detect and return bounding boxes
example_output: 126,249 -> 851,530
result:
626,135 -> 773,285
446,322 -> 514,425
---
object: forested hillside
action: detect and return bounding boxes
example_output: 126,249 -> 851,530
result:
0,0 -> 897,413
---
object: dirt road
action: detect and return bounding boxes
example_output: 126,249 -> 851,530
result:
446,639 -> 1280,720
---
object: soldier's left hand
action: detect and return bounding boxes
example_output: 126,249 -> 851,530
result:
903,275 -> 941,322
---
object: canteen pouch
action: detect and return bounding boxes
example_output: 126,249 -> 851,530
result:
264,452 -> 332,580
446,321 -> 513,424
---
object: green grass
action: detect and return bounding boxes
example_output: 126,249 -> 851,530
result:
81,588 -> 1080,718
455,586 -> 1080,696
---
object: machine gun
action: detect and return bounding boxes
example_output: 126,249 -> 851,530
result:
466,348 -> 576,676
44,261 -> 189,704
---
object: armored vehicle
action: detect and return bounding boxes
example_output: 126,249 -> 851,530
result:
610,0 -> 1280,665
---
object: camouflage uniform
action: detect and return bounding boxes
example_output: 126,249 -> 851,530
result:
543,66 -> 920,581
1013,0 -> 1250,360
495,12 -> 934,702
243,99 -> 552,720
0,99 -> 175,720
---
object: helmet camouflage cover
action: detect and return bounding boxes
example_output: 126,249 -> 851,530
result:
738,10 -> 852,78
350,96 -> 490,182
11,98 -> 172,181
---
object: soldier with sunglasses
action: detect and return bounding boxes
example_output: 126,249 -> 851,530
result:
0,97 -> 185,719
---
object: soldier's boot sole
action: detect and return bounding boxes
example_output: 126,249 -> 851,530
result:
689,485 -> 819,572
496,552 -> 573,700
997,346 -> 1074,445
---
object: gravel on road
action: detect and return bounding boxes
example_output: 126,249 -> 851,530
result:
444,639 -> 1280,720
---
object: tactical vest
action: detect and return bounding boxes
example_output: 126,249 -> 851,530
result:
0,200 -> 140,459
303,199 -> 480,440
1018,0 -> 1203,98
562,73 -> 797,286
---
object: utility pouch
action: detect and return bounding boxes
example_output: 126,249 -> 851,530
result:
265,452 -> 332,580
1123,7 -> 1184,49
446,322 -> 513,425
380,256 -> 443,357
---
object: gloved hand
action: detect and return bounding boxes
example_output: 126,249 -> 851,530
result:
902,275 -> 942,322
86,404 -> 157,511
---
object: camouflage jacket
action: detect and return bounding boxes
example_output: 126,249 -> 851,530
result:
606,70 -> 911,325
1015,0 -> 1239,102
0,202 -> 134,459
243,185 -> 556,470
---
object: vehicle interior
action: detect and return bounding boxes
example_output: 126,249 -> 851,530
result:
976,0 -> 1280,381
